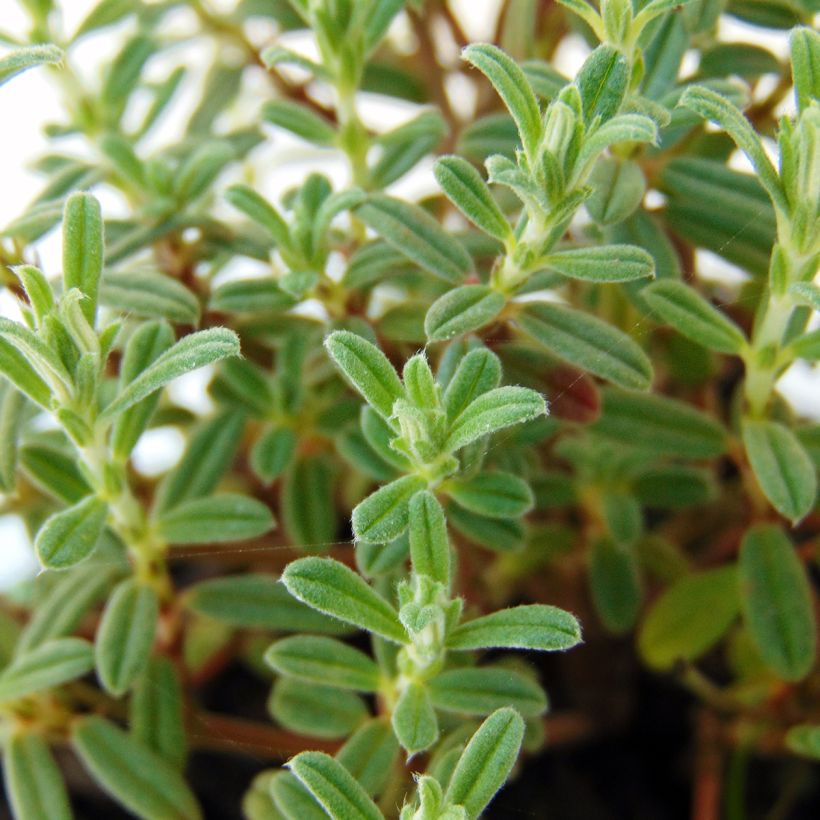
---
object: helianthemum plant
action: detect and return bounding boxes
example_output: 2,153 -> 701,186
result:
0,0 -> 819,818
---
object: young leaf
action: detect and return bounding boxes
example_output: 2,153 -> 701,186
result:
434,156 -> 511,241
0,44 -> 62,88
0,638 -> 94,702
392,682 -> 439,754
408,490 -> 451,586
101,328 -> 240,421
790,27 -> 820,112
447,604 -> 582,651
0,337 -> 52,408
352,475 -> 426,544
576,45 -> 629,124
325,330 -> 404,420
638,567 -> 740,669
282,557 -> 407,642
356,195 -> 473,284
444,708 -> 525,819
585,157 -> 646,225
4,732 -> 72,820
14,264 -> 54,325
544,245 -> 655,283
95,579 -> 159,696
157,494 -> 274,544
425,285 -> 506,341
446,472 -> 534,519
518,303 -> 653,391
445,386 -> 547,452
72,716 -> 202,820
130,657 -> 186,768
287,751 -> 382,820
429,667 -> 547,717
442,347 -> 502,420
643,280 -> 746,354
739,525 -> 817,681
265,636 -> 381,691
742,420 -> 817,524
35,495 -> 108,569
62,192 -> 103,322
462,44 -> 542,159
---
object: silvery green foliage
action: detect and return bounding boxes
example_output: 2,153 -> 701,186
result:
0,0 -> 819,817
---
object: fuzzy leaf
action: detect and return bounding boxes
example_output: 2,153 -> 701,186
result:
447,472 -> 534,519
262,100 -> 337,146
271,679 -> 367,739
0,337 -> 52,408
336,719 -> 399,797
62,192 -> 103,322
35,495 -> 108,569
4,732 -> 72,820
790,27 -> 820,112
0,638 -> 93,702
0,44 -> 62,88
544,245 -> 655,283
225,185 -> 292,249
442,348 -> 502,420
429,667 -> 547,717
425,285 -> 506,341
157,493 -> 274,544
352,475 -> 426,544
576,45 -> 629,124
408,490 -> 451,586
392,682 -> 439,754
101,270 -> 200,324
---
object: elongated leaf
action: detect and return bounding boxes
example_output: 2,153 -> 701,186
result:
545,245 -> 654,283
251,426 -> 296,483
102,328 -> 240,421
4,732 -> 72,820
447,472 -> 534,519
786,725 -> 820,760
585,157 -> 646,224
352,475 -> 426,544
790,26 -> 820,112
408,490 -> 451,586
0,337 -> 52,408
589,537 -> 642,633
72,716 -> 201,820
448,604 -> 582,651
739,525 -> 816,680
429,667 -> 547,717
518,303 -> 653,390
643,280 -> 746,354
101,270 -> 200,324
638,567 -> 740,669
443,347 -> 501,420
444,708 -> 524,819
336,719 -> 398,796
282,557 -> 406,642
0,384 -> 24,490
130,657 -> 186,767
271,771 -> 327,820
265,636 -> 381,691
445,386 -> 547,452
271,679 -> 367,739
157,493 -> 274,544
434,156 -> 511,241
62,192 -> 103,322
0,638 -> 93,702
225,185 -> 292,249
448,504 -> 526,552
425,285 -> 505,341
356,195 -> 473,284
742,420 -> 817,523
576,45 -> 628,124
282,455 -> 337,549
0,44 -> 62,88
35,495 -> 108,569
262,100 -> 337,145
0,318 -> 71,390
95,579 -> 159,696
325,330 -> 404,419
463,44 -> 541,158
288,752 -> 382,820
392,682 -> 439,754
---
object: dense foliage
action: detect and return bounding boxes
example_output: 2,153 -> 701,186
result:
0,0 -> 818,817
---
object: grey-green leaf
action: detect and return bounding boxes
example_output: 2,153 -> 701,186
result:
35,495 -> 108,570
157,494 -> 274,544
351,475 -> 426,544
392,682 -> 439,754
425,285 -> 506,341
0,638 -> 94,702
4,732 -> 72,820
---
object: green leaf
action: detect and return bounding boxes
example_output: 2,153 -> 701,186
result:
442,347 -> 502,421
62,192 -> 103,322
352,475 -> 426,544
175,140 -> 235,201
225,185 -> 292,250
14,264 -> 54,325
4,732 -> 72,820
0,317 -> 71,392
265,636 -> 381,691
356,195 -> 473,284
186,574 -> 350,634
462,44 -> 541,159
288,751 -> 382,820
282,557 -> 406,642
789,27 -> 820,113
0,337 -> 52,408
0,638 -> 94,702
786,725 -> 820,761
518,303 -> 653,390
0,44 -> 62,88
72,716 -> 201,820
447,504 -> 526,552
592,388 -> 728,458
271,679 -> 367,739
444,708 -> 524,819
643,280 -> 746,354
742,420 -> 817,524
282,455 -> 338,549
638,566 -> 740,669
408,490 -> 451,586
448,604 -> 582,651
157,493 -> 274,545
251,426 -> 297,483
425,285 -> 506,341
392,682 -> 439,754
739,525 -> 816,681
336,719 -> 399,796
447,472 -> 534,519
791,329 -> 820,361
429,667 -> 547,717
585,157 -> 646,225
20,442 -> 91,504
325,330 -> 404,420
632,466 -> 715,509
95,579 -> 159,696
0,384 -> 24,491
130,657 -> 186,768
270,771 -> 327,820
445,386 -> 547,452
262,100 -> 337,146
371,110 -> 447,188
544,245 -> 655,283
101,328 -> 240,421
35,495 -> 108,570
589,537 -> 642,634
576,45 -> 629,124
101,270 -> 200,324
434,156 -> 511,241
